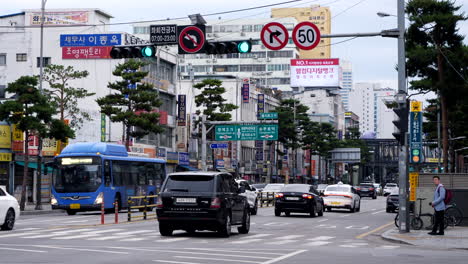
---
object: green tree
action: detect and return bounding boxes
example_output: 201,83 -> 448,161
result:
43,64 -> 94,130
406,0 -> 468,170
193,79 -> 238,122
0,76 -> 74,210
96,59 -> 163,150
275,99 -> 310,151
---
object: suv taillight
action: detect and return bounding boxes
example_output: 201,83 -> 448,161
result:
210,197 -> 221,208
275,193 -> 284,198
302,194 -> 313,199
156,197 -> 163,208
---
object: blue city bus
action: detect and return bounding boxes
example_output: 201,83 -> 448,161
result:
50,142 -> 166,215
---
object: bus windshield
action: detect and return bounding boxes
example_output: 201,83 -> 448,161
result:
53,157 -> 102,193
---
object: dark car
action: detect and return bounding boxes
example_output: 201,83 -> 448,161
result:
251,183 -> 267,192
156,172 -> 250,237
274,184 -> 325,217
357,183 -> 377,199
386,192 -> 399,213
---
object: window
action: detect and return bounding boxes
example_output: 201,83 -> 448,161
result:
36,57 -> 51,67
239,64 -> 266,72
16,53 -> 27,62
0,85 -> 5,99
214,65 -> 239,72
254,25 -> 263,32
0,54 -> 6,65
239,51 -> 266,58
0,188 -> 5,196
267,64 -> 290,71
242,25 -> 253,32
267,50 -> 293,58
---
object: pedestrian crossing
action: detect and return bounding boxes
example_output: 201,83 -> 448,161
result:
0,227 -> 400,249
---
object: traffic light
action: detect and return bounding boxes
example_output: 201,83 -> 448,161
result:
205,40 -> 252,54
109,45 -> 156,59
392,97 -> 409,145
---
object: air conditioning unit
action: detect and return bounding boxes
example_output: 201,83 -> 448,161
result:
267,58 -> 271,62
241,32 -> 246,36
213,58 -> 217,63
206,59 -> 212,63
214,33 -> 219,37
195,55 -> 201,59
207,33 -> 213,37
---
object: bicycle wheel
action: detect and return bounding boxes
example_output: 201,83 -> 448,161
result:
411,217 -> 424,230
446,207 -> 463,226
443,216 -> 449,230
394,214 -> 399,228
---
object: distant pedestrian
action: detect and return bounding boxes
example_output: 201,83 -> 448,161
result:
428,176 -> 446,236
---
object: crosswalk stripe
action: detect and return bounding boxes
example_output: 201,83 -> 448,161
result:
156,238 -> 189,243
305,241 -> 332,246
87,236 -> 128,241
21,229 -> 96,239
245,234 -> 272,239
120,237 -> 150,242
378,245 -> 400,249
114,230 -> 154,236
275,235 -> 304,240
265,239 -> 297,245
52,229 -> 124,240
0,232 -> 42,238
230,238 -> 263,244
308,236 -> 335,241
339,243 -> 368,248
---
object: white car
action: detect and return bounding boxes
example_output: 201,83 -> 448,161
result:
383,183 -> 399,196
373,184 -> 382,196
262,184 -> 285,194
0,186 -> 20,231
236,180 -> 258,215
323,183 -> 361,212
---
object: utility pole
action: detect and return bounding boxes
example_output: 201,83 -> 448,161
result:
201,115 -> 207,171
396,0 -> 409,233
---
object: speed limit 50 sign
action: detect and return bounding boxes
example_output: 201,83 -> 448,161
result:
292,21 -> 321,50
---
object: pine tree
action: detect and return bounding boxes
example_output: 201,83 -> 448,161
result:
193,79 -> 238,122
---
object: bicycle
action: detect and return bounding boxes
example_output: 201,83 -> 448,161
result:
445,202 -> 463,227
394,198 -> 450,230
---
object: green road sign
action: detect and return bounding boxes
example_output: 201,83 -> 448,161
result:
259,112 -> 278,120
215,124 -> 278,141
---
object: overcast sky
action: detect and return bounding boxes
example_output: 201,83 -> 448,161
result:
3,0 -> 468,101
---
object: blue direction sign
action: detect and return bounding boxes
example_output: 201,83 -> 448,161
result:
210,143 -> 228,149
60,34 -> 122,47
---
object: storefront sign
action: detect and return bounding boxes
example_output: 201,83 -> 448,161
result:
167,151 -> 178,164
62,46 -> 112,59
0,125 -> 11,148
290,58 -> 340,87
0,153 -> 12,162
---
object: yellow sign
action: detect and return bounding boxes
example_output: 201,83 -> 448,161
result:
12,125 -> 24,141
409,172 -> 419,201
0,125 -> 11,149
410,101 -> 422,112
0,153 -> 12,162
426,158 -> 440,163
42,138 -> 60,156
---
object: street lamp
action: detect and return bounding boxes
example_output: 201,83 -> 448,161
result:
377,12 -> 396,17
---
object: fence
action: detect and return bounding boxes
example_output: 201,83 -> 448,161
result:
127,195 -> 158,222
258,192 -> 275,207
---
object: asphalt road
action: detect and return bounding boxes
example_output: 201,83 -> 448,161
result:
1,197 -> 467,264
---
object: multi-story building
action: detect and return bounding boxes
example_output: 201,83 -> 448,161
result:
344,111 -> 360,139
338,60 -> 353,111
349,83 -> 396,138
271,5 -> 331,59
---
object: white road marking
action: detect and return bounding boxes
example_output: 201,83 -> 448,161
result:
246,234 -> 273,239
61,220 -> 91,224
339,214 -> 351,218
265,240 -> 297,245
339,242 -> 369,248
154,261 -> 202,264
175,256 -> 260,263
33,245 -> 129,254
264,222 -> 289,226
0,232 -> 42,238
371,210 -> 386,215
52,229 -> 123,240
87,236 -> 128,241
230,238 -> 264,244
120,237 -> 149,242
275,235 -> 304,240
345,226 -> 369,230
0,247 -> 47,253
184,248 -> 283,256
316,224 -> 336,229
308,236 -> 334,241
21,228 -> 96,239
317,218 -> 328,222
378,245 -> 400,249
305,241 -> 332,246
108,247 -> 272,259
114,230 -> 153,236
156,237 -> 190,243
261,250 -> 307,264
371,208 -> 378,211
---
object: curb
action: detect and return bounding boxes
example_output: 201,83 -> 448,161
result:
380,230 -> 413,245
21,209 -> 66,216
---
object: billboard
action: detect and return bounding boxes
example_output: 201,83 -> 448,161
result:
290,59 -> 340,87
30,11 -> 88,26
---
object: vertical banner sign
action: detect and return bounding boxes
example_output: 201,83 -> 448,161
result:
409,172 -> 419,201
410,101 -> 423,163
177,95 -> 187,126
242,78 -> 250,103
101,113 -> 106,142
255,140 -> 264,161
0,125 -> 11,148
257,94 -> 265,115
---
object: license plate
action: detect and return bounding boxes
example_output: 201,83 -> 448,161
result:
285,197 -> 300,201
176,198 -> 196,203
331,202 -> 341,205
70,204 -> 80,209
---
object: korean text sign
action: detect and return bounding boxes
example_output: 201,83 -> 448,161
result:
290,59 -> 340,87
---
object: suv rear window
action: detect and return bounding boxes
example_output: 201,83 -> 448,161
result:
164,175 -> 215,192
360,184 -> 374,187
281,184 -> 310,193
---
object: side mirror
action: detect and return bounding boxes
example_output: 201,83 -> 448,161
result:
238,186 -> 246,193
251,187 -> 257,192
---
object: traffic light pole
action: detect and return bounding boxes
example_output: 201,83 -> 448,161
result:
397,0 -> 409,233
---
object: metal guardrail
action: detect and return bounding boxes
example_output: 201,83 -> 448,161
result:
257,192 -> 275,207
127,195 -> 158,222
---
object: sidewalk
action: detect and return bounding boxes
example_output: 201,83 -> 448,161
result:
382,227 -> 468,250
20,204 -> 65,216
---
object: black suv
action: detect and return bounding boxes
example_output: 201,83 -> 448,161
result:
357,183 -> 377,199
156,172 -> 250,237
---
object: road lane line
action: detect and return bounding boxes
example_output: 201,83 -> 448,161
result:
114,230 -> 153,236
87,236 -> 128,241
339,242 -> 368,248
378,245 -> 400,249
21,228 -> 97,239
275,235 -> 304,240
345,226 -> 369,230
108,247 -> 271,259
355,221 -> 394,239
265,240 -> 297,245
317,218 -> 328,222
230,238 -> 264,244
34,245 -> 129,254
305,241 -> 332,246
246,234 -> 273,239
175,256 -> 260,263
52,229 -> 123,240
339,214 -> 351,218
308,236 -> 334,241
156,237 -> 190,243
154,261 -> 202,264
261,250 -> 307,264
371,210 -> 386,215
0,247 -> 47,253
184,248 -> 283,256
0,232 -> 42,238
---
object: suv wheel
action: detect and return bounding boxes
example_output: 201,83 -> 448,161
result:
251,200 -> 258,215
310,206 -> 316,217
1,209 -> 15,231
218,213 -> 232,237
274,209 -> 281,217
238,209 -> 250,234
318,204 -> 324,216
159,222 -> 173,236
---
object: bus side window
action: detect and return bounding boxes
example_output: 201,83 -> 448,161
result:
136,162 -> 146,185
112,161 -> 122,186
104,160 -> 111,187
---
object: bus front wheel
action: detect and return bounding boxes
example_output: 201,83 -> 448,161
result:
66,210 -> 76,216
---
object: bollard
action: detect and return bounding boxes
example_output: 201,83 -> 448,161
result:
114,200 -> 119,224
143,196 -> 147,220
101,197 -> 105,225
127,198 -> 132,222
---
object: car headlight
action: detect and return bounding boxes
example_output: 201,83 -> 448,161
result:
94,192 -> 104,205
51,194 -> 58,205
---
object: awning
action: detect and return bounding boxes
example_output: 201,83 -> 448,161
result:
177,164 -> 199,171
15,161 -> 45,170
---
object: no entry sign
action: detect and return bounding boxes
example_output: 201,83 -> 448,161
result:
260,22 -> 289,51
292,21 -> 321,50
178,25 -> 206,54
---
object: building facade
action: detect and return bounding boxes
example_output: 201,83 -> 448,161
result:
338,60 -> 353,111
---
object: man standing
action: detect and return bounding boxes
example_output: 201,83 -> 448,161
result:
429,176 -> 446,235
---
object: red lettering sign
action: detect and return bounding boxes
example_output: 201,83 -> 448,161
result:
62,46 -> 112,59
